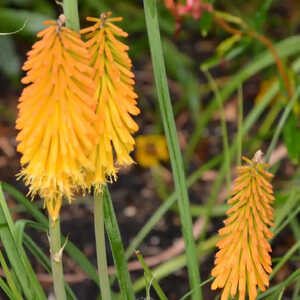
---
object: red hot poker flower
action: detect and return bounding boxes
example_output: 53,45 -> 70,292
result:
16,15 -> 98,220
211,151 -> 274,300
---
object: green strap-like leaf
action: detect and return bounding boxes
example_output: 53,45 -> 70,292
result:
103,187 -> 135,300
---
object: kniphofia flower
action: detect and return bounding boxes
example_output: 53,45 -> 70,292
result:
16,15 -> 98,221
81,12 -> 140,189
211,151 -> 274,300
135,135 -> 169,167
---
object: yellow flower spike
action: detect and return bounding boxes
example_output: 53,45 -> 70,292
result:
135,135 -> 169,167
81,12 -> 140,188
16,15 -> 98,221
211,150 -> 274,300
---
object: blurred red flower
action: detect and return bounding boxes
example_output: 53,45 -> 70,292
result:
164,0 -> 212,34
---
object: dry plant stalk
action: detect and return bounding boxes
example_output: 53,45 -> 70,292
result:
211,150 -> 275,300
81,12 -> 140,189
16,15 -> 98,220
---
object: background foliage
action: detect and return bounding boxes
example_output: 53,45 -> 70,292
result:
0,0 -> 299,299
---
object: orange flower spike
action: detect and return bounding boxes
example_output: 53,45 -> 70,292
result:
81,12 -> 140,188
16,15 -> 98,221
211,150 -> 275,300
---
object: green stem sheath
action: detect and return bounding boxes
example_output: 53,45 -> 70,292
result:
47,2 -> 80,300
94,191 -> 112,300
63,0 -> 80,32
49,217 -> 66,300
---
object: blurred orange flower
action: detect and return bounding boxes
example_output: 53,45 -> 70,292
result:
211,151 -> 274,300
81,13 -> 140,189
16,15 -> 98,220
135,135 -> 169,167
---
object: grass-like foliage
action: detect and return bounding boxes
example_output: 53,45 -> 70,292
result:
0,0 -> 299,299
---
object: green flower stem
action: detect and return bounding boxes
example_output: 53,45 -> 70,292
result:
94,191 -> 112,300
49,217 -> 66,300
63,0 -> 80,32
47,2 -> 80,300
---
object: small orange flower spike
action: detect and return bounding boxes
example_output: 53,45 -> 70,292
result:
16,15 -> 98,221
81,13 -> 140,189
211,150 -> 274,300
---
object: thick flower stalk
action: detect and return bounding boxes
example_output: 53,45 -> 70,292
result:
16,15 -> 98,221
211,151 -> 275,300
81,12 -> 140,188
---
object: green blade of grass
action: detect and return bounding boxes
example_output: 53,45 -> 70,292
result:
2,183 -> 46,224
290,211 -> 300,300
0,250 -> 23,300
125,155 -> 221,260
143,1 -> 202,298
270,240 -> 300,281
203,70 -> 231,194
2,182 -> 100,287
163,39 -> 201,122
0,279 -> 14,300
265,86 -> 300,163
273,206 -> 300,238
19,244 -> 46,300
237,84 -> 243,166
0,183 -> 42,299
136,250 -> 168,300
179,277 -> 214,300
133,236 -> 218,293
257,269 -> 300,299
273,189 -> 300,232
103,187 -> 135,300
15,220 -> 77,299
277,288 -> 285,300
24,234 -> 51,272
185,35 -> 300,165
0,215 -> 76,299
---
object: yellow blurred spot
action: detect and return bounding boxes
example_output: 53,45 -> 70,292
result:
135,135 -> 169,167
255,74 -> 299,116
